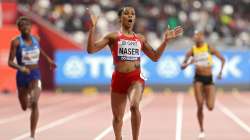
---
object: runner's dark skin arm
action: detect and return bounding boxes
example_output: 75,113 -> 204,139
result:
8,38 -> 24,71
139,26 -> 183,62
181,49 -> 193,69
87,24 -> 116,53
40,48 -> 57,69
40,48 -> 53,63
209,46 -> 225,78
139,34 -> 168,62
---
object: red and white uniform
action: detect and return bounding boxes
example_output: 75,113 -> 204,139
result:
111,32 -> 145,93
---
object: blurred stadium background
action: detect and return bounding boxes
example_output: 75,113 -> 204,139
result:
0,0 -> 249,94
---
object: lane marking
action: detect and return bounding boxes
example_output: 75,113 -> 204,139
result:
0,96 -> 97,125
217,100 -> 250,133
94,96 -> 154,140
11,100 -> 109,140
0,95 -> 72,123
175,93 -> 184,140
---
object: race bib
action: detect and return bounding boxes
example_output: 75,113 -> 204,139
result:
194,52 -> 210,66
117,40 -> 141,61
21,45 -> 40,65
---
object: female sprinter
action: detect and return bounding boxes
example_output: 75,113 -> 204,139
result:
8,16 -> 56,140
181,31 -> 225,139
87,6 -> 183,140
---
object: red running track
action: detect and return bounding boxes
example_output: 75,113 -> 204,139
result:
0,92 -> 249,140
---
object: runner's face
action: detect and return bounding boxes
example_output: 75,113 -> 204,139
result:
193,32 -> 204,44
18,20 -> 32,35
120,7 -> 136,29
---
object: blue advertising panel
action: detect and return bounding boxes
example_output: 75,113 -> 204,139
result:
55,50 -> 250,85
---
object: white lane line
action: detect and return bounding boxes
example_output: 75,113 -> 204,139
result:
175,93 -> 184,140
217,100 -> 250,133
11,100 -> 109,140
0,96 -> 71,124
0,96 -> 96,125
94,96 -> 154,140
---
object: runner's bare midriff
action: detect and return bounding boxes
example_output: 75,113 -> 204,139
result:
115,60 -> 140,73
25,64 -> 39,70
195,65 -> 212,76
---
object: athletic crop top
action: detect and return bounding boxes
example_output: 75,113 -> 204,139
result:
16,35 -> 40,66
112,32 -> 143,64
192,43 -> 213,67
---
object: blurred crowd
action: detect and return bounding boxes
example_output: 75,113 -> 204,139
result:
19,0 -> 250,49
